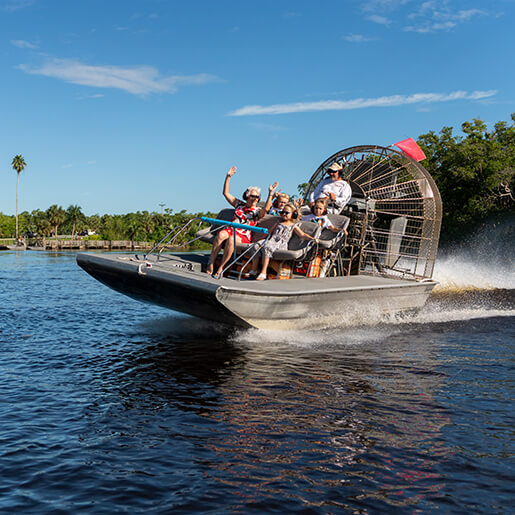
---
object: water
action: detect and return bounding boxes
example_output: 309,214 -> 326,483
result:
1,249 -> 513,513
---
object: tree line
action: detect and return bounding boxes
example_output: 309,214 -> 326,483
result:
418,113 -> 514,241
3,114 -> 514,245
0,207 -> 216,249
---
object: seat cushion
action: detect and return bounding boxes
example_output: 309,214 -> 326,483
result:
318,214 -> 350,250
270,247 -> 308,260
252,215 -> 280,242
287,221 -> 321,251
196,208 -> 235,243
270,221 -> 321,261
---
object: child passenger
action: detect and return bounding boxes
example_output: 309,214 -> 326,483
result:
268,192 -> 289,215
252,203 -> 318,281
301,198 -> 345,235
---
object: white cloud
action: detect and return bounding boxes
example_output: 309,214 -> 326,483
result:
405,21 -> 456,32
367,14 -> 391,25
10,39 -> 37,49
344,33 -> 375,43
361,1 -> 488,33
17,58 -> 220,95
405,4 -> 486,32
437,8 -> 485,22
362,0 -> 410,13
1,0 -> 34,12
228,90 -> 497,116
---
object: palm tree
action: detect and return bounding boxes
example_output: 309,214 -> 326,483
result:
140,211 -> 155,239
46,204 -> 66,240
32,209 -> 51,240
11,154 -> 27,240
66,204 -> 85,238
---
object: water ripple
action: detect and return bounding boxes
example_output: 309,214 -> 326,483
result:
0,251 -> 513,512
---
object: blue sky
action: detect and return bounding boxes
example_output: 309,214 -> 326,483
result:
1,0 -> 514,215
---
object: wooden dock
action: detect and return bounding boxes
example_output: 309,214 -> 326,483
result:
0,238 -> 154,251
42,239 -> 155,250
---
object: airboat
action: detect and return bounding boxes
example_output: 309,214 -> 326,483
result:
77,144 -> 442,329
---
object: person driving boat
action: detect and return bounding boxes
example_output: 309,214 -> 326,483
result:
309,161 -> 352,213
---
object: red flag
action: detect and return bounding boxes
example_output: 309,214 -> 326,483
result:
394,138 -> 426,162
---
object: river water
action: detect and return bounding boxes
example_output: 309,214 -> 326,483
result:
1,248 -> 513,513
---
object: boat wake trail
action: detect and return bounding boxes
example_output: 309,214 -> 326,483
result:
144,222 -> 514,341
236,244 -> 514,343
434,217 -> 514,290
419,223 -> 515,323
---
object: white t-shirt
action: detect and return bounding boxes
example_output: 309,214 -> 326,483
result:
309,179 -> 352,212
301,214 -> 332,229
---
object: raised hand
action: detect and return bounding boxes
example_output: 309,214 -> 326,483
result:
227,166 -> 237,177
269,181 -> 279,194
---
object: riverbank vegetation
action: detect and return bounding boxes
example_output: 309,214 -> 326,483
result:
418,113 -> 514,242
2,114 -> 513,246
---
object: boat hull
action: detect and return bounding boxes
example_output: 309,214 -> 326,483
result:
77,253 -> 437,330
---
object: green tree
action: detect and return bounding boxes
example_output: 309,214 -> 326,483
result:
86,214 -> 101,234
418,113 -> 515,240
46,205 -> 66,239
0,212 -> 15,238
100,214 -> 125,240
11,154 -> 27,240
140,211 -> 155,239
66,204 -> 85,237
32,209 -> 52,240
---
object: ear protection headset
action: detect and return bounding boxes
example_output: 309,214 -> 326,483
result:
284,204 -> 299,219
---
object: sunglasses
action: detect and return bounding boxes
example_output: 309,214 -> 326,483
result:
247,194 -> 260,199
280,210 -> 293,215
328,170 -> 339,174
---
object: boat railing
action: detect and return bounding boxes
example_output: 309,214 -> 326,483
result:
144,217 -> 204,259
144,217 -> 271,279
199,217 -> 270,280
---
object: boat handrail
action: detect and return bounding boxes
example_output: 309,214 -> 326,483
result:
199,217 -> 270,279
200,217 -> 269,234
144,218 -> 201,259
144,216 -> 269,262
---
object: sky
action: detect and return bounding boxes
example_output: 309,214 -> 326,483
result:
1,0 -> 514,216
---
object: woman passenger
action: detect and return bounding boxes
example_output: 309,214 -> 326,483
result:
206,166 -> 277,278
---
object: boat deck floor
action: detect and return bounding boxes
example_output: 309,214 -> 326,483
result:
113,252 -> 432,295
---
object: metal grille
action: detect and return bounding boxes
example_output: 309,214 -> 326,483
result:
304,145 -> 442,280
